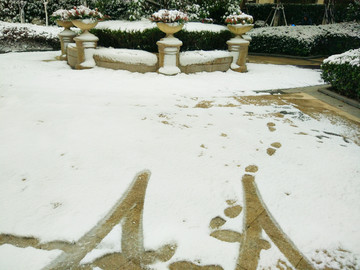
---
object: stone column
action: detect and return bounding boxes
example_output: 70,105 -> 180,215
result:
227,38 -> 250,73
73,33 -> 99,70
157,38 -> 182,75
58,29 -> 77,61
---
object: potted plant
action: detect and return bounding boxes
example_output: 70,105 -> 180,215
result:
150,9 -> 188,38
51,8 -> 73,28
225,12 -> 254,38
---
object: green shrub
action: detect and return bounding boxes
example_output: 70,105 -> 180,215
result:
91,28 -> 232,52
248,23 -> 360,56
345,1 -> 360,22
321,56 -> 360,101
313,33 -> 360,55
249,35 -> 312,56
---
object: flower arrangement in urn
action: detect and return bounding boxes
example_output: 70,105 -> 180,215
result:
51,9 -> 72,22
225,12 -> 254,25
151,9 -> 188,38
51,5 -> 104,22
67,5 -> 104,21
226,12 -> 254,39
150,9 -> 189,24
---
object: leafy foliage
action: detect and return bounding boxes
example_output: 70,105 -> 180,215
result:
0,24 -> 60,51
0,0 -> 245,24
321,62 -> 360,100
91,27 -> 232,52
345,0 -> 360,22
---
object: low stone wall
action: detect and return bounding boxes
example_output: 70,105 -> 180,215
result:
180,56 -> 232,74
66,47 -> 235,74
67,44 -> 78,69
94,57 -> 159,73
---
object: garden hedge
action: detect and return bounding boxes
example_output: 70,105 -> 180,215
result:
91,28 -> 232,53
321,49 -> 360,101
91,23 -> 360,57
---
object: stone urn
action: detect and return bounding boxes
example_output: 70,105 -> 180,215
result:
227,24 -> 254,39
56,20 -> 77,60
71,19 -> 98,38
157,22 -> 184,39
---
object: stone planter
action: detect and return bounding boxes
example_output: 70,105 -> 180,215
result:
227,24 -> 254,73
71,19 -> 98,39
157,22 -> 184,39
227,24 -> 254,39
56,20 -> 77,61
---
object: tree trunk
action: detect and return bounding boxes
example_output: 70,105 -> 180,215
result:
240,0 -> 247,11
43,1 -> 48,26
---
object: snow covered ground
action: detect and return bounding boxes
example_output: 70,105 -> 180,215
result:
0,51 -> 359,270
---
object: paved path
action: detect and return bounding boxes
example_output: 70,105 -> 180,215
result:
248,54 -> 360,120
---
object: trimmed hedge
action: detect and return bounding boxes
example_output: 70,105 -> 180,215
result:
248,23 -> 360,56
92,25 -> 360,57
1,21 -> 359,57
321,64 -> 360,100
0,23 -> 60,52
321,50 -> 360,100
91,28 -> 232,52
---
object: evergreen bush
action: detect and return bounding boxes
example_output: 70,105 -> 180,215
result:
321,49 -> 360,100
91,27 -> 232,52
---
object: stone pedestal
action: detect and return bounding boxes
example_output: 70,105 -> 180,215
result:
73,33 -> 98,70
58,30 -> 77,60
227,37 -> 250,72
56,21 -> 77,61
157,37 -> 182,75
71,20 -> 99,70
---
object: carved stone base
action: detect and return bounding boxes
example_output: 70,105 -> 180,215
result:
227,38 -> 250,73
157,37 -> 182,76
73,32 -> 99,70
57,29 -> 77,61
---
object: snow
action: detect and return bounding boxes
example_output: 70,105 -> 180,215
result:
95,19 -> 228,33
0,50 -> 359,269
95,19 -> 157,32
323,48 -> 360,67
0,21 -> 62,39
248,22 -> 360,43
94,48 -> 158,66
180,50 -> 231,66
0,244 -> 62,270
150,9 -> 188,23
81,48 -> 96,68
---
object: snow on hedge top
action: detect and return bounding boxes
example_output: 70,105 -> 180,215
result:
180,50 -> 231,66
94,48 -> 157,66
323,48 -> 360,67
95,20 -> 227,33
248,22 -> 360,43
0,21 -> 61,40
